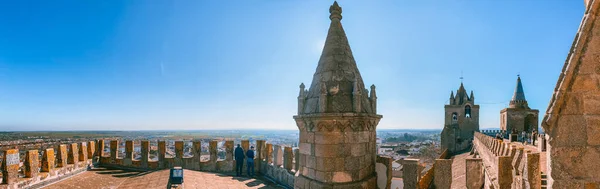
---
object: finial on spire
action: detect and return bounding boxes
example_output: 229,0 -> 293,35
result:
329,1 -> 342,20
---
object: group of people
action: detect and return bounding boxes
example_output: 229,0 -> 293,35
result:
494,128 -> 538,145
234,144 -> 255,177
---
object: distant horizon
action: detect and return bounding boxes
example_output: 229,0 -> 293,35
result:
0,1 -> 585,131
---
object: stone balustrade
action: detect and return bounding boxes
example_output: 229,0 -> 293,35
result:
472,132 -> 541,189
1,141 -> 95,189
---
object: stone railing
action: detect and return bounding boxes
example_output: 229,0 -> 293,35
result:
0,141 -> 95,189
471,132 -> 541,189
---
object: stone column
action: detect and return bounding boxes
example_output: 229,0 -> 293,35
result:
87,141 -> 95,159
110,140 -> 119,163
266,143 -> 273,164
175,141 -> 184,158
402,159 -> 420,189
158,141 -> 166,169
273,145 -> 283,167
498,156 -> 513,188
96,139 -> 104,157
79,142 -> 88,163
465,158 -> 484,189
1,149 -> 19,184
42,148 -> 55,174
192,141 -> 201,160
57,144 -> 68,167
294,148 -> 300,172
284,146 -> 293,171
124,140 -> 133,166
225,141 -> 233,161
25,150 -> 39,178
141,141 -> 149,167
209,140 -> 217,162
68,143 -> 79,165
125,141 -> 134,159
256,140 -> 265,172
434,159 -> 452,189
174,141 -> 184,167
527,152 -> 541,189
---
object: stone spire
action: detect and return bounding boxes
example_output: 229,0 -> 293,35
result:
509,76 -> 529,108
455,82 -> 469,105
449,91 -> 455,105
299,0 -> 374,114
293,2 -> 381,188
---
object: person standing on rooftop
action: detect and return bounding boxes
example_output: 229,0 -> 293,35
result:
234,144 -> 244,177
246,146 -> 255,177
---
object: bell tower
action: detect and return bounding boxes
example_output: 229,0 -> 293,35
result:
441,82 -> 480,154
293,1 -> 382,188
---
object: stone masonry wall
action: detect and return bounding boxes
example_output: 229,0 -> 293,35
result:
0,142 -> 93,189
472,132 -> 541,189
541,0 -> 600,188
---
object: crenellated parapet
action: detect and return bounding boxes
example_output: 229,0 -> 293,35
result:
1,141 -> 94,188
471,132 -> 541,189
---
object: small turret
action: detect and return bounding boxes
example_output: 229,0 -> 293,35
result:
370,84 -> 377,114
352,78 -> 362,112
470,90 -> 475,103
450,91 -> 455,105
319,82 -> 327,112
298,83 -> 306,114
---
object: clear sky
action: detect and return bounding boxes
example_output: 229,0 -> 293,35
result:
0,1 -> 585,131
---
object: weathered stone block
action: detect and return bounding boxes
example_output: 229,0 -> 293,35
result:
284,146 -> 294,171
402,159 -> 420,189
209,140 -> 218,162
175,141 -> 184,158
274,145 -> 283,166
25,150 -> 39,178
96,139 -> 104,157
434,159 -> 452,189
465,158 -> 483,189
585,115 -> 600,145
57,144 -> 68,167
344,156 -> 360,171
79,142 -> 88,162
224,140 -> 233,161
527,152 -> 541,189
315,132 -> 343,144
316,157 -> 336,172
555,115 -> 588,147
266,143 -> 273,164
141,140 -> 149,167
110,140 -> 119,161
314,144 -> 338,157
2,149 -> 19,184
294,148 -> 300,172
68,143 -> 79,165
350,143 -> 366,156
42,148 -> 55,173
88,141 -> 95,159
498,156 -> 513,189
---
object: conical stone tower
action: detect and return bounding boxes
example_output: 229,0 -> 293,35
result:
293,2 -> 382,188
500,76 -> 539,134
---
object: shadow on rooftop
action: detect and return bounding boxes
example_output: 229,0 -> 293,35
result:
90,167 -> 155,178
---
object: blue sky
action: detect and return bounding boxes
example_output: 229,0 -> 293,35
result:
0,1 -> 585,131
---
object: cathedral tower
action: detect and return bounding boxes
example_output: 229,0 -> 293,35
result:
441,82 -> 479,154
293,2 -> 382,188
500,76 -> 539,133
